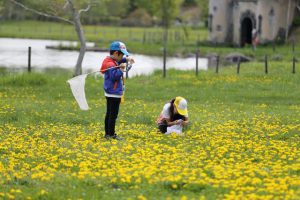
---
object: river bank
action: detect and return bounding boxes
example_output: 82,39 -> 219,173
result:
0,38 -> 208,77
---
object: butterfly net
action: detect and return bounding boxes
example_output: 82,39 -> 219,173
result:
67,74 -> 89,110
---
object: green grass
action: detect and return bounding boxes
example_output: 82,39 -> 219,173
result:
1,20 -> 299,59
1,62 -> 298,126
0,64 -> 299,199
0,20 -> 207,56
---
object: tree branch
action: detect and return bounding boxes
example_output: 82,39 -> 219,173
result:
63,1 -> 69,10
9,0 -> 74,25
78,0 -> 99,16
78,5 -> 91,15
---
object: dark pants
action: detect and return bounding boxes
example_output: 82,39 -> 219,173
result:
157,114 -> 185,133
158,122 -> 168,133
105,97 -> 121,136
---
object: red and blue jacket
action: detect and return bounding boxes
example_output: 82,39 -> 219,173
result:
100,56 -> 126,96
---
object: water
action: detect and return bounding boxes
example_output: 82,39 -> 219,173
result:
0,38 -> 208,77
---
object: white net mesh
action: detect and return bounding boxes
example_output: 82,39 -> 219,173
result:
67,74 -> 89,110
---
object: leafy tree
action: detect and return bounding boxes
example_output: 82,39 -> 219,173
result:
105,0 -> 129,18
0,0 -> 25,20
134,0 -> 158,16
128,0 -> 138,13
0,1 -> 5,18
132,0 -> 182,25
0,0 -> 4,13
182,0 -> 198,7
196,0 -> 208,19
155,0 -> 183,77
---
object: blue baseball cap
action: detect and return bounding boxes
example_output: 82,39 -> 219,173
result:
109,41 -> 130,56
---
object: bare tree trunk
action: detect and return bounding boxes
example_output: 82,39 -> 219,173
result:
67,0 -> 86,76
9,0 -> 89,76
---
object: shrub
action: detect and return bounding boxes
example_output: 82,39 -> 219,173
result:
121,8 -> 153,27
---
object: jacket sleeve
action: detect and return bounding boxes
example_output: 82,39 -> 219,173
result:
108,67 -> 123,82
118,57 -> 127,64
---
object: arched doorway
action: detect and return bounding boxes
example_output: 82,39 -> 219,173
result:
241,17 -> 253,46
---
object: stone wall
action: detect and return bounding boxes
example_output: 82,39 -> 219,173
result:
209,0 -> 298,45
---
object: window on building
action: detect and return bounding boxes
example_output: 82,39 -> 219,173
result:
208,14 -> 213,32
213,6 -> 217,12
258,15 -> 262,34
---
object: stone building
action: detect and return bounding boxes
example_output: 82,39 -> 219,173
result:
208,0 -> 300,46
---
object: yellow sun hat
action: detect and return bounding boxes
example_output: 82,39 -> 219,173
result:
174,96 -> 188,116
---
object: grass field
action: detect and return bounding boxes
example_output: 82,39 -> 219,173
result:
1,20 -> 299,59
0,62 -> 299,199
0,20 -> 207,56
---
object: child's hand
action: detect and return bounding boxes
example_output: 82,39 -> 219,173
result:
181,120 -> 188,126
126,56 -> 135,64
175,119 -> 183,125
119,63 -> 126,70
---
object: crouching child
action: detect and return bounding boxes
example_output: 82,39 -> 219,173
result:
156,96 -> 189,134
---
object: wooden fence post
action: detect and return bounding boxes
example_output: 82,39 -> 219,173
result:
265,55 -> 268,74
163,47 -> 167,78
216,56 -> 219,74
28,46 -> 31,73
292,56 -> 296,74
237,57 -> 240,74
196,48 -> 199,76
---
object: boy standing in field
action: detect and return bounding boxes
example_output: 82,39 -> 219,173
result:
100,41 -> 134,140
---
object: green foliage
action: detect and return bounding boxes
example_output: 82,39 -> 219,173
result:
197,0 -> 209,18
160,0 -> 184,27
0,0 -> 4,13
1,0 -> 204,26
293,16 -> 300,26
121,8 -> 153,27
182,0 -> 198,7
0,73 -> 48,86
105,0 -> 129,18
